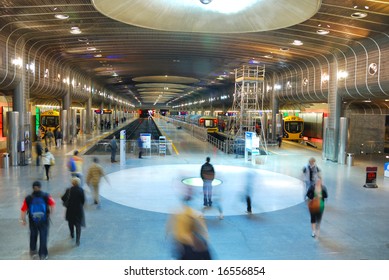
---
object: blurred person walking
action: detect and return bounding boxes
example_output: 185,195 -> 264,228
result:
137,136 -> 143,158
167,197 -> 211,260
54,127 -> 63,148
244,170 -> 255,214
20,181 -> 56,260
44,129 -> 54,149
86,157 -> 109,206
306,177 -> 328,238
61,177 -> 85,246
42,147 -> 55,181
35,138 -> 43,166
302,157 -> 321,196
68,150 -> 84,186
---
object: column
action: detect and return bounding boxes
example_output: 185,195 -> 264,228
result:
323,56 -> 341,162
85,96 -> 92,134
63,77 -> 71,143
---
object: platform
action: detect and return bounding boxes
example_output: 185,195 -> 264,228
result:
1,117 -> 389,260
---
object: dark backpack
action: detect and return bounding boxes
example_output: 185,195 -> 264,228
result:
28,195 -> 48,223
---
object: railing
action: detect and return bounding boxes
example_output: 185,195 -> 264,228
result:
90,139 -> 173,156
207,133 -> 228,152
164,117 -> 208,141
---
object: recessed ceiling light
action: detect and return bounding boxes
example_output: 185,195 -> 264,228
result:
70,27 -> 81,34
264,54 -> 273,58
351,12 -> 367,18
280,47 -> 289,51
87,47 -> 97,51
94,54 -> 102,58
54,14 -> 69,20
292,40 -> 303,46
317,29 -> 330,35
78,38 -> 88,42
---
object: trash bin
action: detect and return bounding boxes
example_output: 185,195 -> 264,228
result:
2,153 -> 9,169
347,153 -> 354,166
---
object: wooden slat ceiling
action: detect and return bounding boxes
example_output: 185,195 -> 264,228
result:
1,0 -> 388,107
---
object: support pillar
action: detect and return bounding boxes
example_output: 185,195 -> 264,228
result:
6,111 -> 19,166
323,56 -> 341,161
85,96 -> 92,134
63,83 -> 71,143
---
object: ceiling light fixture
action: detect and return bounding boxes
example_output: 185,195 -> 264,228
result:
70,27 -> 82,34
200,0 -> 212,4
351,12 -> 367,18
317,29 -> 330,35
292,40 -> 303,46
55,14 -> 69,20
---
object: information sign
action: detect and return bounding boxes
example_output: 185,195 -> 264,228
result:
363,166 -> 378,188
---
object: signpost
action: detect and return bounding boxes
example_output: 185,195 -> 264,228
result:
140,133 -> 151,157
363,166 -> 378,188
245,131 -> 259,165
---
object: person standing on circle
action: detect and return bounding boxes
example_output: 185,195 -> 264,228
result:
200,156 -> 215,207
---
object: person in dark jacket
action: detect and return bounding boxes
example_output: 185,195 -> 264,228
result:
35,138 -> 43,166
110,136 -> 118,163
200,157 -> 215,207
61,177 -> 85,246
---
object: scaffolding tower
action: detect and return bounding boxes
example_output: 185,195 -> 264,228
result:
232,65 -> 265,136
230,65 -> 267,154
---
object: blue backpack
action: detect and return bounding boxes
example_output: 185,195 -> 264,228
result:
69,157 -> 77,172
29,195 -> 48,223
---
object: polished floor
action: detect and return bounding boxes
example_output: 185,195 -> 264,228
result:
1,118 -> 389,260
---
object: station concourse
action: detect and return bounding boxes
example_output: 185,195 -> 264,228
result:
1,117 -> 389,260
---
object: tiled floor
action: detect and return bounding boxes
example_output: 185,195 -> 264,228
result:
1,117 -> 389,260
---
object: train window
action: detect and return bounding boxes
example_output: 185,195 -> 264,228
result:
285,121 -> 303,133
204,119 -> 216,128
41,116 -> 59,127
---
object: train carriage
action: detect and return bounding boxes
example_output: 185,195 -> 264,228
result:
282,116 -> 304,141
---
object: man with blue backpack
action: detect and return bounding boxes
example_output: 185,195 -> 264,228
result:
20,181 -> 56,260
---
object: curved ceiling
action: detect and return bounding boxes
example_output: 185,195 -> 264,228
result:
1,0 -> 388,108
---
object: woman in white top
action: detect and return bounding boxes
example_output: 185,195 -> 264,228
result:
42,147 -> 55,181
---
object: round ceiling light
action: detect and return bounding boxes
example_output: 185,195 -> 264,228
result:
317,29 -> 330,35
351,12 -> 367,18
92,0 -> 321,33
292,40 -> 303,46
368,63 -> 378,76
54,14 -> 69,20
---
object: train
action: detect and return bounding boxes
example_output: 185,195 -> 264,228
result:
189,115 -> 219,133
169,113 -> 219,133
39,110 -> 60,138
282,116 -> 304,141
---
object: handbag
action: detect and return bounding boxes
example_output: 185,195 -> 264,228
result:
50,158 -> 55,166
308,197 -> 321,213
61,188 -> 70,208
